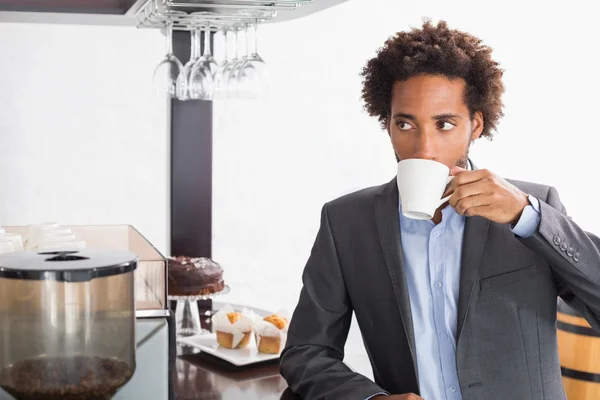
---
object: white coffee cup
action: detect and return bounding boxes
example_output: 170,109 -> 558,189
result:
397,158 -> 454,220
0,240 -> 14,254
26,225 -> 72,250
0,233 -> 24,251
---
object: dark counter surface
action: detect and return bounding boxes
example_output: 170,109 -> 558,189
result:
175,345 -> 298,400
172,300 -> 300,400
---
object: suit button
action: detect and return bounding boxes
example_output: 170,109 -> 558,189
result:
560,242 -> 568,251
574,252 -> 581,262
567,248 -> 575,257
553,236 -> 562,245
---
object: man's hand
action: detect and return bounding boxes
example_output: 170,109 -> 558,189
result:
444,166 -> 529,225
371,394 -> 424,400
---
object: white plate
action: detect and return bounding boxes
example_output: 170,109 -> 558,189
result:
177,333 -> 280,366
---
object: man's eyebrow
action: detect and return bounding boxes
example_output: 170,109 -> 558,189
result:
391,112 -> 463,120
432,113 -> 462,120
392,112 -> 416,120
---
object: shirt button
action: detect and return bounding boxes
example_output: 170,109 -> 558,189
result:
450,385 -> 457,392
440,333 -> 448,340
433,231 -> 441,237
435,282 -> 442,289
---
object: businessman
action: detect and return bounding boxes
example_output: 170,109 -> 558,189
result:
280,20 -> 600,400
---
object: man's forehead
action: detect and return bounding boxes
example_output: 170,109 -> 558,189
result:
390,76 -> 469,113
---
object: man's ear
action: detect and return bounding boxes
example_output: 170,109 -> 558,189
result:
386,115 -> 392,137
387,118 -> 401,162
471,111 -> 484,140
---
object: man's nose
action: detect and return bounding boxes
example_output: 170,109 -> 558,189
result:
412,132 -> 437,160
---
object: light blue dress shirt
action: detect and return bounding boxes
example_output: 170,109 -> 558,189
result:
367,179 -> 541,400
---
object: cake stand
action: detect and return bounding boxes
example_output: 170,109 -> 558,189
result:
168,285 -> 230,337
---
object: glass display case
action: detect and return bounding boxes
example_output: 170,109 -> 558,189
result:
3,225 -> 167,317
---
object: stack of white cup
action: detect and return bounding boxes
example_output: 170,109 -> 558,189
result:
0,222 -> 86,254
26,222 -> 85,250
0,225 -> 24,254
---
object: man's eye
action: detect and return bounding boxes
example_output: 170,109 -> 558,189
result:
438,121 -> 455,131
396,121 -> 412,130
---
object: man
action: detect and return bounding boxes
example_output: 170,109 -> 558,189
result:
279,20 -> 600,400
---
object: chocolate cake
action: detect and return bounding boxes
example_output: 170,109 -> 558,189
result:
168,256 -> 225,296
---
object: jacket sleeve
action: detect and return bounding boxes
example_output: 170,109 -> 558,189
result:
280,203 -> 388,400
517,186 -> 600,330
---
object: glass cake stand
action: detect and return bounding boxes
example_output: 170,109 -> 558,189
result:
168,286 -> 230,337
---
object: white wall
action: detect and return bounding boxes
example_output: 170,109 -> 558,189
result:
2,0 -> 599,382
213,0 -> 600,377
0,22 -> 169,253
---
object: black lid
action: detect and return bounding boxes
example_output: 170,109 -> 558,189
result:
0,249 -> 137,282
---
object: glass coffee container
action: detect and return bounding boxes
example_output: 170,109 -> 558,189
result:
0,249 -> 137,400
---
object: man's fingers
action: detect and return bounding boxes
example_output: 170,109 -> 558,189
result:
448,181 -> 493,206
450,165 -> 466,175
449,168 -> 493,191
453,193 -> 496,216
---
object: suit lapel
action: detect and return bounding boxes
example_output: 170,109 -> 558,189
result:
456,160 -> 490,341
374,179 -> 419,381
456,215 -> 489,340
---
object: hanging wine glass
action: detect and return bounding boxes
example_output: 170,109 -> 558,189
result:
237,19 -> 269,99
175,27 -> 202,101
152,18 -> 185,99
212,28 -> 230,100
226,24 -> 250,97
189,19 -> 219,100
220,27 -> 242,99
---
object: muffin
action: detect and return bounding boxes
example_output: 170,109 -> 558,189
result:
254,313 -> 290,354
212,306 -> 253,349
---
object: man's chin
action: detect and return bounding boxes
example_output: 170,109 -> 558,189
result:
455,160 -> 468,169
455,153 -> 470,169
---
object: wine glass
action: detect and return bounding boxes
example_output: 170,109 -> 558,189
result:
219,27 -> 242,99
212,28 -> 230,99
226,24 -> 250,97
177,28 -> 202,101
237,19 -> 269,99
152,16 -> 185,99
189,19 -> 219,100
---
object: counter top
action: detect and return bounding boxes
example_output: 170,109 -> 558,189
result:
175,345 -> 298,400
0,301 -> 368,399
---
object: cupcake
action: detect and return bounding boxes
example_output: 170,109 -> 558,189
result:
253,311 -> 290,354
212,305 -> 253,349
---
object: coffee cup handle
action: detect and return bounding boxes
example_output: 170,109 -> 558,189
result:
438,175 -> 454,206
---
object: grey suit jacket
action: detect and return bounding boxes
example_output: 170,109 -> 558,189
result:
280,171 -> 600,400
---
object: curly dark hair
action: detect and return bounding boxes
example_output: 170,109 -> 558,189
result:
360,20 -> 505,139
